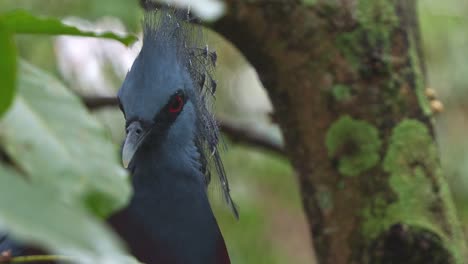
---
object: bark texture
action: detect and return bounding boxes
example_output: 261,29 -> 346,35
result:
213,0 -> 466,263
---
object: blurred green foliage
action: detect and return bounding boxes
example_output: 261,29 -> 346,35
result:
2,61 -> 132,216
0,166 -> 130,262
1,10 -> 137,44
0,9 -> 137,117
0,8 -> 138,262
0,61 -> 133,261
419,0 -> 468,230
0,23 -> 16,117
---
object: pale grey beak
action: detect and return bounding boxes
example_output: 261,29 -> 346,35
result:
122,121 -> 147,168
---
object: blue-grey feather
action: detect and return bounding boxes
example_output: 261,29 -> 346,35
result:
111,8 -> 235,264
118,9 -> 238,218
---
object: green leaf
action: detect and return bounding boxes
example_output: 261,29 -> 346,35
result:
0,166 -> 135,262
0,10 -> 138,46
0,61 -> 132,217
0,23 -> 17,118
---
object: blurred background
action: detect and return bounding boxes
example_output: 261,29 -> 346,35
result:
0,0 -> 467,263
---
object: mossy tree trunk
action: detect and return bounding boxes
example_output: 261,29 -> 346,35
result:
213,0 -> 466,263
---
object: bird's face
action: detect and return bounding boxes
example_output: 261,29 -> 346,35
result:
117,47 -> 196,168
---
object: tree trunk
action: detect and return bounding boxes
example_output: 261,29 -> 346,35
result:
213,0 -> 466,263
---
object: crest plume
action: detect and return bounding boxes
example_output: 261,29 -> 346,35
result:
142,7 -> 238,218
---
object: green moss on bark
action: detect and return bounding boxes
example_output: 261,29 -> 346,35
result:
331,84 -> 352,102
383,120 -> 436,174
316,185 -> 333,212
356,0 -> 399,47
335,0 -> 399,72
335,31 -> 362,70
361,119 -> 465,263
302,0 -> 317,6
326,116 -> 381,177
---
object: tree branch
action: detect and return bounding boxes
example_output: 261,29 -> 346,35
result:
0,254 -> 76,263
216,117 -> 284,155
82,96 -> 119,109
80,95 -> 284,155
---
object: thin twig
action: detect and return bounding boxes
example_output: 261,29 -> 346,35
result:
80,95 -> 285,155
81,96 -> 118,109
216,117 -> 284,155
4,255 -> 76,263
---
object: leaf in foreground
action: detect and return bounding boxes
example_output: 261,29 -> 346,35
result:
0,166 -> 137,263
0,23 -> 17,118
0,10 -> 137,46
0,61 -> 132,216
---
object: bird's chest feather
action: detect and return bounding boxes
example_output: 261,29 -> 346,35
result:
108,169 -> 230,264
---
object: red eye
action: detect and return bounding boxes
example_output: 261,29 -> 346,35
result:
169,95 -> 184,113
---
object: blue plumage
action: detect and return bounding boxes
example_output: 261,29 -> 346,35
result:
0,233 -> 22,257
110,8 -> 235,264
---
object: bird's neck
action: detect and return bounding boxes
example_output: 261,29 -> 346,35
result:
132,141 -> 203,190
110,141 -> 230,264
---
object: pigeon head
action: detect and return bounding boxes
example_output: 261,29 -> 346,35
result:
117,9 -> 238,218
117,12 -> 198,169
